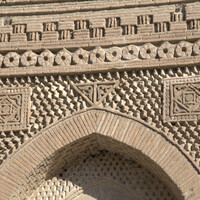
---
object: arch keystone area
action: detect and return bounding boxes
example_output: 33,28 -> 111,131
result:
0,109 -> 199,200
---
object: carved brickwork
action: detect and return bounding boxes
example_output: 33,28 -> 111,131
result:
90,28 -> 105,38
59,29 -> 73,40
154,22 -> 170,32
43,22 -> 58,32
68,78 -> 119,107
164,76 -> 200,122
74,20 -> 89,30
0,1 -> 200,200
18,150 -> 176,200
0,39 -> 199,69
0,1 -> 198,51
27,32 -> 41,41
0,33 -> 10,42
106,17 -> 120,28
0,87 -> 30,131
170,5 -> 185,22
122,25 -> 137,35
187,19 -> 200,30
0,66 -> 199,169
13,24 -> 27,34
137,15 -> 153,25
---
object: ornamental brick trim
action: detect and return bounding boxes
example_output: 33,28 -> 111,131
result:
0,1 -> 199,53
0,40 -> 199,76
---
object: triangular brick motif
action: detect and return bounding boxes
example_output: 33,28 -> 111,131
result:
68,78 -> 119,106
77,85 -> 94,103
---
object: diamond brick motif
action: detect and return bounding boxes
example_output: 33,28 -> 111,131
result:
0,87 -> 30,131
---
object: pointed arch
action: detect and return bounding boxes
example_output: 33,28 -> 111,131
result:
0,109 -> 199,200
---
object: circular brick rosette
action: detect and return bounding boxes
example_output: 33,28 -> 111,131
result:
140,43 -> 157,59
122,45 -> 139,60
89,47 -> 105,63
193,39 -> 200,56
106,47 -> 122,62
73,48 -> 89,64
38,49 -> 55,67
3,52 -> 20,68
158,42 -> 174,59
21,50 -> 38,67
175,41 -> 192,57
55,48 -> 71,66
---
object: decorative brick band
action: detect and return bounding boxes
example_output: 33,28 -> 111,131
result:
0,0 -> 193,6
0,40 -> 199,72
0,109 -> 199,200
0,1 -> 199,52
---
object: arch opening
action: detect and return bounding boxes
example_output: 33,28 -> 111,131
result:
1,110 -> 199,200
19,134 -> 180,200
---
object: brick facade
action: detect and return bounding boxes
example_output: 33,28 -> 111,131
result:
0,0 -> 199,199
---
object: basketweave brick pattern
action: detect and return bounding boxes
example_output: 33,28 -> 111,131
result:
0,67 -> 200,170
28,150 -> 176,200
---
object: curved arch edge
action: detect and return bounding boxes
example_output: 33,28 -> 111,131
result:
0,108 -> 199,200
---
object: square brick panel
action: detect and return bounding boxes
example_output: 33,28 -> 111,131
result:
163,76 -> 200,122
0,87 -> 30,131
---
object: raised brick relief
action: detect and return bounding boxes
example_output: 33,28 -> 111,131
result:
59,29 -> 73,40
27,32 -> 41,41
106,17 -> 120,28
90,28 -> 105,38
154,22 -> 170,32
74,20 -> 89,30
0,87 -> 30,131
12,24 -> 27,34
0,1 -> 199,52
68,77 -> 119,107
0,39 -> 198,69
164,76 -> 200,122
43,22 -> 58,32
0,1 -> 200,199
0,33 -> 10,42
187,19 -> 200,30
170,5 -> 186,22
137,15 -> 153,25
122,25 -> 137,35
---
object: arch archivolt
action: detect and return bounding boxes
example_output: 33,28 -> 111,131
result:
0,109 -> 199,200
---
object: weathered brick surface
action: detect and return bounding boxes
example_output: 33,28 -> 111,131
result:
0,0 -> 199,199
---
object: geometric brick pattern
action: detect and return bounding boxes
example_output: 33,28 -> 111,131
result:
29,150 -> 176,200
0,40 -> 199,71
0,67 -> 199,172
0,87 -> 30,131
164,76 -> 200,122
0,1 -> 200,200
2,110 -> 199,200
